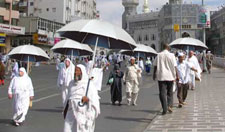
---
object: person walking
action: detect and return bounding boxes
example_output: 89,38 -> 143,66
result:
176,53 -> 197,108
206,51 -> 214,74
145,57 -> 152,75
107,64 -> 124,106
188,51 -> 202,90
124,57 -> 142,106
8,67 -> 34,126
63,64 -> 100,132
153,44 -> 178,115
57,58 -> 75,107
0,60 -> 5,86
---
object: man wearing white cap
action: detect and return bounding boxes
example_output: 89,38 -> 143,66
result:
176,52 -> 197,108
124,57 -> 142,106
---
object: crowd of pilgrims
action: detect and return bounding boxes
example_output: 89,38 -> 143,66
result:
2,46 -> 214,132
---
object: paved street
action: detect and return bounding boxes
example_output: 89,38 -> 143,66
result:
0,64 -> 161,132
144,67 -> 225,132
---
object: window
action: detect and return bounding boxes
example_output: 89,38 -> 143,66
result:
46,8 -> 49,11
152,34 -> 156,40
30,2 -> 33,6
145,35 -> 149,41
0,16 -> 3,23
11,18 -> 18,26
52,8 -> 56,12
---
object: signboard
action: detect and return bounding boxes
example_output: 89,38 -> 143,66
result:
198,6 -> 211,28
0,23 -> 25,35
54,38 -> 61,44
33,33 -> 48,45
0,33 -> 6,47
174,24 -> 180,32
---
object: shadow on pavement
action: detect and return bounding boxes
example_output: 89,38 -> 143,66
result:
105,116 -> 152,123
0,119 -> 13,126
31,108 -> 62,113
131,109 -> 159,114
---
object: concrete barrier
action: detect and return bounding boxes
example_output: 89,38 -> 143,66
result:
213,57 -> 225,68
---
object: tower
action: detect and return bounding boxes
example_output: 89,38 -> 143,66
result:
169,0 -> 183,4
143,0 -> 150,13
122,0 -> 139,30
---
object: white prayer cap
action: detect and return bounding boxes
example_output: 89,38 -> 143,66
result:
130,56 -> 135,60
207,51 -> 211,53
178,52 -> 184,57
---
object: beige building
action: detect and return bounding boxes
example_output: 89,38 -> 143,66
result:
0,0 -> 25,53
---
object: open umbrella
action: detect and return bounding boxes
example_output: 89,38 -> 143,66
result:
51,39 -> 93,56
120,44 -> 157,58
8,44 -> 50,73
169,37 -> 208,51
57,19 -> 137,106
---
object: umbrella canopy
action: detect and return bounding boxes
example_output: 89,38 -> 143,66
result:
57,19 -> 137,50
120,44 -> 157,57
51,39 -> 93,56
8,45 -> 50,62
169,37 -> 208,50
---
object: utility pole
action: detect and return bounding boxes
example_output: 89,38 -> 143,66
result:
202,0 -> 207,72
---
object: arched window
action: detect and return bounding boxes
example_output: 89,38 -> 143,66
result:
151,44 -> 156,49
182,32 -> 190,38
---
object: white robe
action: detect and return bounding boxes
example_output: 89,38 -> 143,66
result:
11,62 -> 19,79
8,68 -> 34,123
64,64 -> 100,132
57,59 -> 75,106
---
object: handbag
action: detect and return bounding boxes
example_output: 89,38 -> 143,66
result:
108,78 -> 114,84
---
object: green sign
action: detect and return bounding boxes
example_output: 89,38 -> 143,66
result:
200,13 -> 207,23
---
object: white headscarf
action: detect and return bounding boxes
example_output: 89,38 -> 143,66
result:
75,64 -> 89,85
8,67 -> 34,96
57,58 -> 75,87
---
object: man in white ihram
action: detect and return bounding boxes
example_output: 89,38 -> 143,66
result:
124,57 -> 142,106
63,64 -> 100,132
57,58 -> 75,107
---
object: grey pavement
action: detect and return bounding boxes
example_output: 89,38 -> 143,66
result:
144,67 -> 225,132
0,64 -> 162,132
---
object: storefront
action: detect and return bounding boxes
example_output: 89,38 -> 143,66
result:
0,23 -> 25,53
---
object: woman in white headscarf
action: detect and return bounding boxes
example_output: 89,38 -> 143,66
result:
57,58 -> 75,107
8,67 -> 34,126
64,64 -> 100,132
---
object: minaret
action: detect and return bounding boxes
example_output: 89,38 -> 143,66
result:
122,0 -> 139,29
143,0 -> 150,13
169,0 -> 183,4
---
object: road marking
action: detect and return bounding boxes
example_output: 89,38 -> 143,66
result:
0,97 -> 8,101
32,93 -> 60,103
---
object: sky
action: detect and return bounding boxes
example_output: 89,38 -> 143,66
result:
96,0 -> 225,27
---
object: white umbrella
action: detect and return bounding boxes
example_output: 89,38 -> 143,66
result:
169,37 -> 208,50
8,44 -> 50,73
57,19 -> 137,107
120,44 -> 157,57
57,19 -> 136,50
51,39 -> 93,56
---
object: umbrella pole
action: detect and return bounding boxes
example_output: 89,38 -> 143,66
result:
78,36 -> 99,107
27,56 -> 30,75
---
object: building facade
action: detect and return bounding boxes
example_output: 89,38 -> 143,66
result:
207,9 -> 225,56
13,17 -> 64,57
158,3 -> 204,50
0,0 -> 25,53
18,0 -> 97,24
122,0 -> 204,52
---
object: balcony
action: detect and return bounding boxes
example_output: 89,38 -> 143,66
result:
0,7 -> 10,21
5,0 -> 12,4
11,10 -> 19,19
